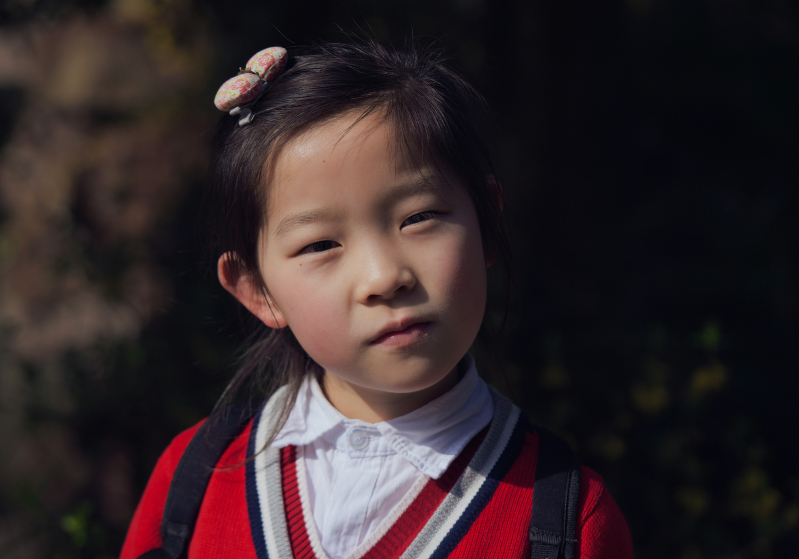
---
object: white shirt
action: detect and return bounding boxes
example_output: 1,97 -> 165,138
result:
271,353 -> 494,559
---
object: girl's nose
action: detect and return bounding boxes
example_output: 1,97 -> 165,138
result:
354,247 -> 417,304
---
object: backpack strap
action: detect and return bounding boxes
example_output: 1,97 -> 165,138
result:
135,401 -> 263,559
528,426 -> 581,559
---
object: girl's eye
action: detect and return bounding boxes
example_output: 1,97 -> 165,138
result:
403,211 -> 440,227
299,240 -> 339,254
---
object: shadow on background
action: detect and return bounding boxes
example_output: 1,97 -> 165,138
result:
0,0 -> 797,557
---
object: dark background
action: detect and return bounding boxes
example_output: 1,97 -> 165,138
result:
0,0 -> 797,557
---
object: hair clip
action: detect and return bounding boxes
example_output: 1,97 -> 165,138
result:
214,47 -> 287,126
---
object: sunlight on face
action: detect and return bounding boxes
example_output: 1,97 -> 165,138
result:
258,111 -> 488,414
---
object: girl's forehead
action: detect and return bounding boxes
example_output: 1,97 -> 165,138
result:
281,110 -> 405,166
267,112 -> 436,202
260,112 -> 462,233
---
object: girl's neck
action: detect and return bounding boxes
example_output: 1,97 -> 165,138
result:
320,366 -> 462,423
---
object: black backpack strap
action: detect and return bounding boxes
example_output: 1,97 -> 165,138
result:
528,426 -> 582,559
135,401 -> 263,559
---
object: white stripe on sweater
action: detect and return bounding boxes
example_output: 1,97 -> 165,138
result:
254,387 -> 293,559
398,388 -> 520,559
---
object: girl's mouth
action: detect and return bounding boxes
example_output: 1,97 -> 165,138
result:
370,321 -> 432,347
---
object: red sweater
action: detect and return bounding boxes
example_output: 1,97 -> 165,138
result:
121,405 -> 634,559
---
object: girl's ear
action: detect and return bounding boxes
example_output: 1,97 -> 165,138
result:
217,252 -> 288,329
487,174 -> 504,212
485,175 -> 503,268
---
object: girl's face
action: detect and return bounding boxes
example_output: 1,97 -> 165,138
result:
257,111 -> 488,416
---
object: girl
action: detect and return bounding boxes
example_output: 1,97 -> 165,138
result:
121,40 -> 634,559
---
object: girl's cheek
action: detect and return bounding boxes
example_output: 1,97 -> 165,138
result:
431,227 -> 486,300
286,287 -> 350,365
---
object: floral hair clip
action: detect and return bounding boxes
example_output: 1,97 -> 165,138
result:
214,46 -> 288,126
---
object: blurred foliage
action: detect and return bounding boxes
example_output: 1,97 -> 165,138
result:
0,0 -> 797,558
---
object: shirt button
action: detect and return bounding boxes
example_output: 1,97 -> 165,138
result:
348,429 -> 369,450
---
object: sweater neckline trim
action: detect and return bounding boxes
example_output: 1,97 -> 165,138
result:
246,386 -> 525,559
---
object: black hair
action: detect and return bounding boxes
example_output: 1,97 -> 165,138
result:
206,38 -> 511,441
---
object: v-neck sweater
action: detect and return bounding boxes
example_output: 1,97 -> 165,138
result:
270,354 -> 493,559
121,388 -> 635,559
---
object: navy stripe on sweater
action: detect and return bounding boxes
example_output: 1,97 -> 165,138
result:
427,413 -> 527,559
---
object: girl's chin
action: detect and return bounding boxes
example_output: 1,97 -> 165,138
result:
329,364 -> 459,396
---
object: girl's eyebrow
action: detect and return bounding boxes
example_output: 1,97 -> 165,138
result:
385,174 -> 451,202
274,208 -> 335,238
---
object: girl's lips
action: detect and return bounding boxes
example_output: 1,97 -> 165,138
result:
371,322 -> 432,347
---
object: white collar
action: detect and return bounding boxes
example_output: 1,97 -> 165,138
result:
271,353 -> 494,479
